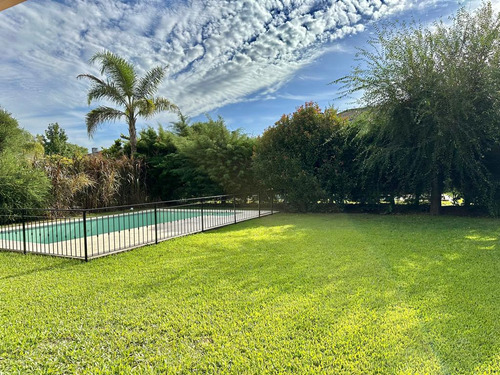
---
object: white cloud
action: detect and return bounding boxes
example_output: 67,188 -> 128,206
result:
0,0 -> 458,147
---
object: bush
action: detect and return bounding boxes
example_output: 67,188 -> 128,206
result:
0,108 -> 50,210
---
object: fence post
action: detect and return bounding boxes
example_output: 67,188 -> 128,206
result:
258,192 -> 261,217
201,199 -> 204,232
154,204 -> 158,244
233,195 -> 237,224
22,210 -> 27,255
83,210 -> 88,262
271,193 -> 274,215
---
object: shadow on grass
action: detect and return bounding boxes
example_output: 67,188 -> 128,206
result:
464,230 -> 499,250
3,213 -> 500,373
0,252 -> 79,281
212,214 -> 500,371
385,222 -> 500,371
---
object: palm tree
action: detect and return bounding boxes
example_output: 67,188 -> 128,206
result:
77,51 -> 178,156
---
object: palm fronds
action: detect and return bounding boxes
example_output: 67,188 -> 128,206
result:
85,106 -> 124,137
136,97 -> 178,118
77,73 -> 126,106
153,97 -> 179,114
89,51 -> 137,97
135,66 -> 166,98
79,51 -> 179,154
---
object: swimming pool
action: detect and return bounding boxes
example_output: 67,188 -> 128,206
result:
0,209 -> 232,245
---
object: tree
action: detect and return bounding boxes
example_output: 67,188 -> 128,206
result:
135,126 -> 192,199
177,116 -> 256,194
0,107 -> 25,153
349,111 -> 406,208
335,2 -> 500,214
77,51 -> 178,156
170,112 -> 190,137
132,116 -> 256,200
41,123 -> 68,155
102,139 -> 125,158
0,108 -> 50,210
40,123 -> 87,157
253,102 -> 348,211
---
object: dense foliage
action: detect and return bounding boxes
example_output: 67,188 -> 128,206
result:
336,2 -> 500,214
253,102 -> 353,211
108,116 -> 257,200
37,153 -> 143,210
176,117 -> 256,195
39,123 -> 87,157
0,109 -> 50,210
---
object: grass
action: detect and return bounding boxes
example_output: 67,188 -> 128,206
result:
1,213 -> 500,374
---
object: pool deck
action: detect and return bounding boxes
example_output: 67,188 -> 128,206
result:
0,209 -> 273,260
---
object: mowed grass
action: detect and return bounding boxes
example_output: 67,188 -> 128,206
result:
1,214 -> 500,374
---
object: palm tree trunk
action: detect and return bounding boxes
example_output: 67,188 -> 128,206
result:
129,117 -> 137,157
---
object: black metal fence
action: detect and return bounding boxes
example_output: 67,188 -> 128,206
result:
0,193 -> 276,261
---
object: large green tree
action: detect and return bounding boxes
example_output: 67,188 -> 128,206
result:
133,116 -> 256,199
253,102 -> 349,211
39,123 -> 87,157
177,116 -> 256,195
0,108 -> 50,210
77,51 -> 178,156
336,2 -> 500,214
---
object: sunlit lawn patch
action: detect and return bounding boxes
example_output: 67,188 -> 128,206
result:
1,213 -> 500,374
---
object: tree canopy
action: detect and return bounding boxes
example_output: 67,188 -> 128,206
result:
77,51 -> 178,156
39,123 -> 87,157
253,102 -> 350,211
0,108 -> 50,210
335,2 -> 500,214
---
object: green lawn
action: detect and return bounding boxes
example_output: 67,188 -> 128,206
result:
1,214 -> 500,374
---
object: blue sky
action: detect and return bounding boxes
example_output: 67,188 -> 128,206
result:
0,0 -> 488,150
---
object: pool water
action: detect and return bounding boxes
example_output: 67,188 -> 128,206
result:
0,209 -> 231,244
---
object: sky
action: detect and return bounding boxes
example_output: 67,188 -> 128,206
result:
0,0 -> 489,151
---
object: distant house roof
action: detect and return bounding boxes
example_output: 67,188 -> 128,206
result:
0,0 -> 26,12
88,147 -> 102,156
339,107 -> 369,121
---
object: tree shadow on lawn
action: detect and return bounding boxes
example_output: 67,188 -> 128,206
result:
203,215 -> 500,372
0,252 -> 81,281
3,214 -> 500,372
388,224 -> 500,372
116,215 -> 499,372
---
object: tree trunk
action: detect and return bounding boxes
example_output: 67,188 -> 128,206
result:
389,194 -> 395,213
129,118 -> 137,157
414,192 -> 420,207
127,117 -> 140,202
430,174 -> 442,215
463,194 -> 470,208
